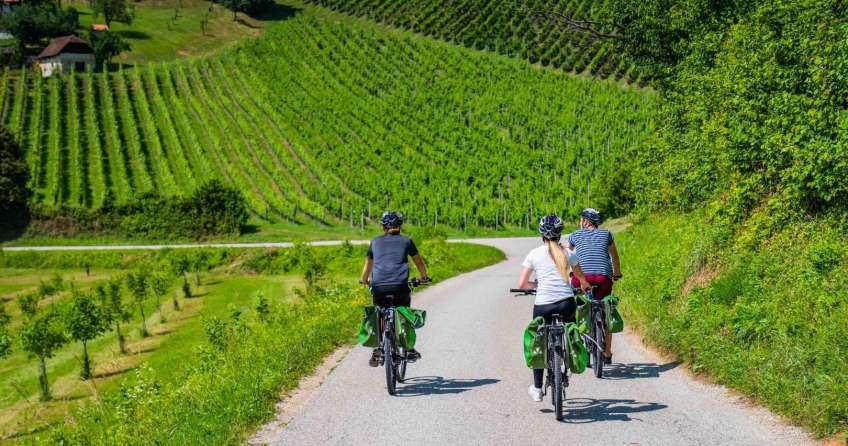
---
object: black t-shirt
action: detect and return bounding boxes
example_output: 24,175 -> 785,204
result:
367,234 -> 418,286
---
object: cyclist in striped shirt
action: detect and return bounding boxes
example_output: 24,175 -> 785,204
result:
567,208 -> 622,364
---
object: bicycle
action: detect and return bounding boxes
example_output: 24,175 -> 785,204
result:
511,288 -> 572,421
575,286 -> 606,378
373,278 -> 428,396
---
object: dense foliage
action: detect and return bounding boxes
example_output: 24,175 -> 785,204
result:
0,125 -> 30,239
306,0 -> 639,83
0,17 -> 654,229
616,213 -> 848,436
604,1 -> 848,232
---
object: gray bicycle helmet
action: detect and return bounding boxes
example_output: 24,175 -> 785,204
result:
539,214 -> 565,241
380,211 -> 403,228
580,208 -> 602,226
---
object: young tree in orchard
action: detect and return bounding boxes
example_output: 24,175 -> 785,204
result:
89,0 -> 134,27
147,273 -> 170,322
125,271 -> 149,337
19,307 -> 68,400
0,126 -> 31,239
97,280 -> 131,354
87,30 -> 130,66
0,301 -> 11,359
65,289 -> 108,379
170,255 -> 191,301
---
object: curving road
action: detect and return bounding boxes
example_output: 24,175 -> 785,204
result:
264,238 -> 815,446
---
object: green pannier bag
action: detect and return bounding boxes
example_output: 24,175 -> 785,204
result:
523,316 -> 547,369
603,295 -> 624,333
523,317 -> 589,373
566,323 -> 589,374
575,298 -> 590,335
357,306 -> 427,350
357,305 -> 380,347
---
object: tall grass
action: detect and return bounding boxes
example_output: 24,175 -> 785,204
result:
615,213 -> 848,436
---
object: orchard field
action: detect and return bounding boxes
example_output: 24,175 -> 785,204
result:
0,13 -> 655,231
306,0 -> 639,82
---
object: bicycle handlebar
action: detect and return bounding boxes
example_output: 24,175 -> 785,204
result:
510,288 -> 536,295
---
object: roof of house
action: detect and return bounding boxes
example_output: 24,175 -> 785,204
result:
2,0 -> 22,5
91,24 -> 109,31
37,35 -> 94,59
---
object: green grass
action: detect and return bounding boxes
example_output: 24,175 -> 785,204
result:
67,0 -> 288,63
0,240 -> 504,443
615,213 -> 848,436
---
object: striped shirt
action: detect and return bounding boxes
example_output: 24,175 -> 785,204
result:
567,228 -> 614,277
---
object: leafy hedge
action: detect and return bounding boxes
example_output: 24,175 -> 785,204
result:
615,213 -> 848,436
608,1 -> 848,226
26,180 -> 248,240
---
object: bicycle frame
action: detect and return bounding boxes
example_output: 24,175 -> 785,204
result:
543,315 -> 569,393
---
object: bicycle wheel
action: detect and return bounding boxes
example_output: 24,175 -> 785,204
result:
552,343 -> 564,421
593,315 -> 605,379
383,335 -> 396,395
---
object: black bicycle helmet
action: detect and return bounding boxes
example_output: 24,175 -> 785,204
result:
380,211 -> 403,229
580,208 -> 602,226
539,214 -> 565,241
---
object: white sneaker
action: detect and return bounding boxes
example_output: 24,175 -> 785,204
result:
527,385 -> 543,402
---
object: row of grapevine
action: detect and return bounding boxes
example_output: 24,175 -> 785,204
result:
0,15 -> 655,228
306,0 -> 642,84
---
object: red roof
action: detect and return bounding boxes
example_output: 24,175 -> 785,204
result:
91,24 -> 109,31
2,0 -> 22,4
37,35 -> 94,59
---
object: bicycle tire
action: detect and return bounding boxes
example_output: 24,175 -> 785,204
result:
384,334 -> 396,395
553,341 -> 564,421
593,315 -> 605,379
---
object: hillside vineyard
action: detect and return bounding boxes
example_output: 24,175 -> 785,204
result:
0,17 -> 655,227
306,0 -> 639,83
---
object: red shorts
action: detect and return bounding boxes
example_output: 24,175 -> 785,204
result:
571,274 -> 613,298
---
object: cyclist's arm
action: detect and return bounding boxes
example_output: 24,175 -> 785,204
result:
609,242 -> 622,279
360,258 -> 373,285
518,267 -> 537,289
411,254 -> 429,281
572,263 -> 592,291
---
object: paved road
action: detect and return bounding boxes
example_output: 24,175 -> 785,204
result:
268,238 -> 815,446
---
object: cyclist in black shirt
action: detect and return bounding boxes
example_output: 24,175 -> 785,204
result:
360,211 -> 429,367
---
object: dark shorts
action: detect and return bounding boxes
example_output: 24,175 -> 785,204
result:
370,283 -> 411,308
532,297 -> 577,324
571,274 -> 613,298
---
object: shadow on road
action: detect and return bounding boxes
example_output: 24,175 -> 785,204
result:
541,398 -> 668,423
396,376 -> 499,397
602,361 -> 680,380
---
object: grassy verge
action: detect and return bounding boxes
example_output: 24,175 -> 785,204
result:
3,221 -> 536,247
0,240 -> 503,443
67,0 -> 295,63
615,213 -> 847,437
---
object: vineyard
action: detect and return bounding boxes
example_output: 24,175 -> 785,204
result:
0,15 -> 655,230
305,0 -> 639,83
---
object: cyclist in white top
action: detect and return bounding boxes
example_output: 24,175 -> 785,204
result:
517,214 -> 592,402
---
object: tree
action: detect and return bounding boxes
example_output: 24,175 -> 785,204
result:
125,271 -> 149,337
0,301 -> 11,359
19,307 -> 68,400
147,273 -> 170,322
89,0 -> 134,27
87,30 -> 130,66
64,289 -> 108,379
0,126 -> 31,240
169,255 -> 191,302
0,3 -> 79,48
98,280 -> 131,354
